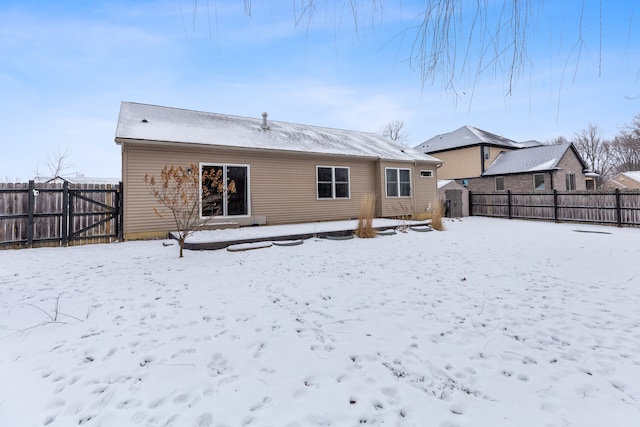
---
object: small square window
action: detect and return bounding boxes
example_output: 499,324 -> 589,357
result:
495,176 -> 504,191
534,174 -> 545,190
420,170 -> 433,178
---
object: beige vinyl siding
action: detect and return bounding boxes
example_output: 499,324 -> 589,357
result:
121,141 -> 380,238
433,146 -> 515,179
432,147 -> 482,179
377,161 -> 438,217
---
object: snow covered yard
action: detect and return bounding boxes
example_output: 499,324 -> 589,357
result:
0,217 -> 639,427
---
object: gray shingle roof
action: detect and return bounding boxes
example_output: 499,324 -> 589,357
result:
115,102 -> 441,163
482,142 -> 577,176
413,125 -> 532,153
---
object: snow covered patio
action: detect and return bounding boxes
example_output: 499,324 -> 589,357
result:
1,217 -> 639,426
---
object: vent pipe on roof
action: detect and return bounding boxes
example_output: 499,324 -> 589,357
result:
261,112 -> 270,130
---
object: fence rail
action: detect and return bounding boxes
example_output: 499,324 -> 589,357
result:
0,181 -> 122,248
469,189 -> 640,227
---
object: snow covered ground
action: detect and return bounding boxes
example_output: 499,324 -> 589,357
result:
0,217 -> 639,427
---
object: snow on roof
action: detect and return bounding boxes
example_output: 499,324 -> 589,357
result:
413,125 -> 526,153
482,142 -> 576,176
621,171 -> 640,183
115,102 -> 441,163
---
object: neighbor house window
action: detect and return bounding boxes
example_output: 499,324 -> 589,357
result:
534,174 -> 545,190
483,146 -> 490,160
565,173 -> 576,190
386,168 -> 411,197
495,176 -> 504,191
420,170 -> 433,178
317,166 -> 350,199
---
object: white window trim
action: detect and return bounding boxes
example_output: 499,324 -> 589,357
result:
200,162 -> 251,218
385,167 -> 412,198
316,166 -> 351,200
420,169 -> 434,178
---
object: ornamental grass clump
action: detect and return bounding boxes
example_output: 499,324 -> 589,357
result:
430,199 -> 445,231
355,192 -> 377,238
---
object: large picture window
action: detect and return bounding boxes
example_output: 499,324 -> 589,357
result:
386,168 -> 411,197
317,166 -> 350,199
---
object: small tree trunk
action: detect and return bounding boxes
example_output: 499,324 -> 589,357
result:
179,237 -> 185,258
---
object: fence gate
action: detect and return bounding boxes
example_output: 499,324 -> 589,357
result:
0,180 -> 122,248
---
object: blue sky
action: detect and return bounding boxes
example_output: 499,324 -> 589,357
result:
1,0 -> 639,181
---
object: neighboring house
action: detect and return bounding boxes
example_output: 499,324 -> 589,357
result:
414,125 -> 540,180
415,126 -> 592,192
115,102 -> 442,240
607,171 -> 640,190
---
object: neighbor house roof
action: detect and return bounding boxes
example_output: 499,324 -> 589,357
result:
481,142 -> 584,176
621,171 -> 640,183
610,171 -> 640,188
414,125 -> 539,153
115,102 -> 441,163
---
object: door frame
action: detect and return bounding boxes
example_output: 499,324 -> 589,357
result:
199,162 -> 251,218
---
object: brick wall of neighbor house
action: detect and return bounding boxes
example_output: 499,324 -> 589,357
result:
466,173 -> 553,192
551,150 -> 587,191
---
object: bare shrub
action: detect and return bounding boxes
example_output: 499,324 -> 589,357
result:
430,199 -> 445,231
144,163 -> 234,257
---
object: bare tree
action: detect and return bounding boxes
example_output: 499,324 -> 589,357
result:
572,124 -> 614,188
34,147 -> 77,181
546,136 -> 570,145
609,114 -> 640,173
379,120 -> 410,145
144,163 -> 235,257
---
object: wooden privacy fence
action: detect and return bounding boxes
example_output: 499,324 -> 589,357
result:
0,180 -> 122,248
469,189 -> 640,227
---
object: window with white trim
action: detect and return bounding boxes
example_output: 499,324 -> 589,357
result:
317,166 -> 350,199
386,168 -> 411,197
420,170 -> 433,178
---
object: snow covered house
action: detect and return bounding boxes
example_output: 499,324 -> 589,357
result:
607,171 -> 640,190
415,126 -> 591,192
115,102 -> 442,240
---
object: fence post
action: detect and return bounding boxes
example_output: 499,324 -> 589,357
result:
615,188 -> 622,227
553,190 -> 559,223
507,190 -> 512,219
468,190 -> 473,216
116,182 -> 123,241
61,181 -> 69,246
27,180 -> 35,247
